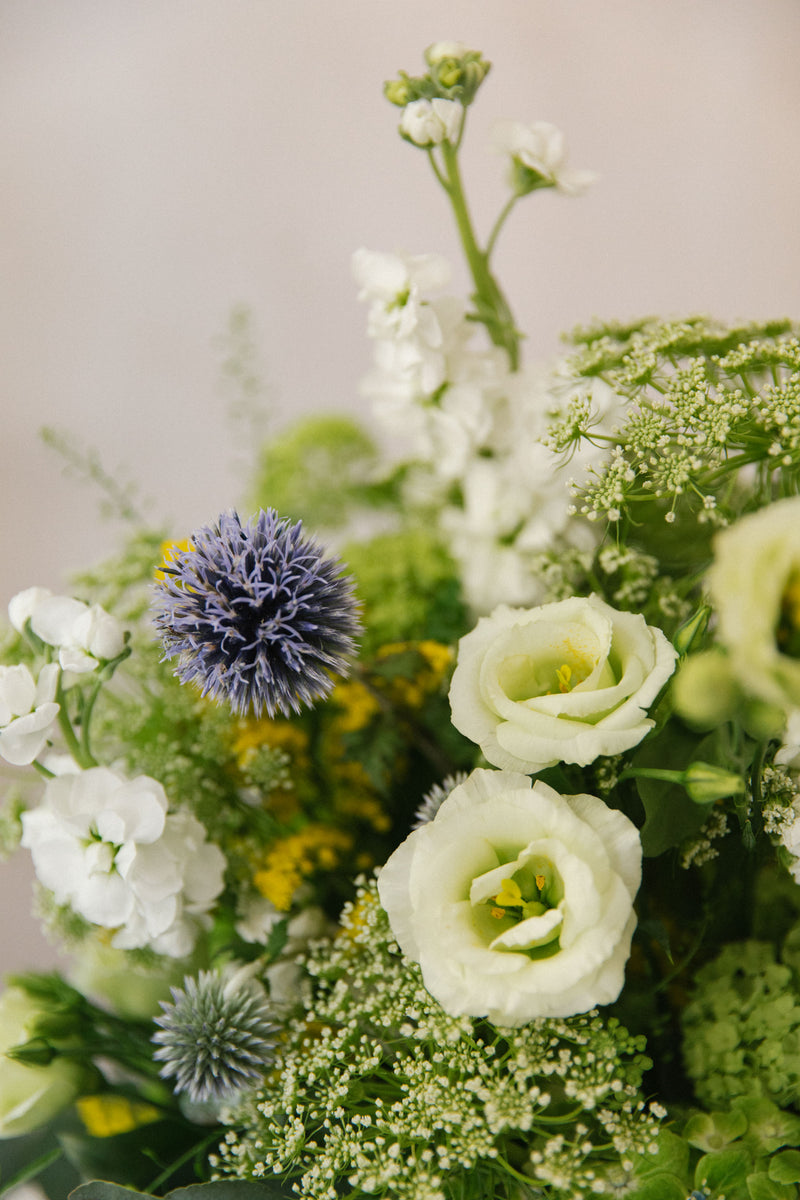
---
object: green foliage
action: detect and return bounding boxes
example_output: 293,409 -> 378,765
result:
552,316 -> 800,562
343,525 -> 470,655
249,415 -> 395,530
682,938 -> 800,1111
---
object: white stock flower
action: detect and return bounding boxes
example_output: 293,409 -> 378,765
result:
449,595 -> 677,773
352,248 -> 451,304
493,119 -> 596,196
400,98 -> 462,146
0,663 -> 60,766
9,587 -> 125,676
21,768 -> 225,957
378,768 -> 641,1023
708,497 -> 800,711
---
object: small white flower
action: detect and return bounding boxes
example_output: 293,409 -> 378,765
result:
0,663 -> 60,766
21,768 -> 225,957
9,588 -> 126,676
493,119 -> 596,196
378,768 -> 641,1023
400,98 -> 462,147
8,586 -> 54,634
449,595 -> 677,773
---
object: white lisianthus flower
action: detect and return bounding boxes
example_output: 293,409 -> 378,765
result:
493,119 -> 596,196
0,663 -> 59,766
378,769 -> 641,1023
708,497 -> 800,711
21,768 -> 225,957
0,986 -> 89,1138
449,595 -> 677,773
8,587 -> 126,676
400,98 -> 462,146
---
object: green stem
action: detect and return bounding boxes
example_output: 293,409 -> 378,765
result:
55,676 -> 98,769
30,760 -> 55,779
438,138 -> 521,370
485,192 -> 519,261
618,767 -> 684,785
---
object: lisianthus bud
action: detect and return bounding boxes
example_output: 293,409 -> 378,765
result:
683,762 -> 746,804
673,605 -> 711,656
672,649 -> 740,729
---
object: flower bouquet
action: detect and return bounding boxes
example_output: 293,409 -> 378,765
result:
2,41 -> 800,1200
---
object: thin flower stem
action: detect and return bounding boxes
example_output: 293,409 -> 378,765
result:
30,759 -> 55,779
485,192 -> 519,261
439,139 -> 521,370
55,678 -> 97,769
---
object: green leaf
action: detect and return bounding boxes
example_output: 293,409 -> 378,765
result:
632,724 -> 713,855
69,1185 -> 153,1200
633,1129 -> 690,1181
770,1151 -> 800,1185
695,1146 -> 755,1200
59,1118 -> 204,1194
627,1174 -> 688,1200
747,1172 -> 798,1200
684,1108 -> 748,1151
0,1147 -> 62,1198
734,1097 -> 800,1155
166,1184 -> 289,1198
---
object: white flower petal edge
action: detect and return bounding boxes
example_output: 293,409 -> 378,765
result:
21,767 -> 225,958
378,769 -> 641,1025
0,663 -> 60,766
449,595 -> 677,773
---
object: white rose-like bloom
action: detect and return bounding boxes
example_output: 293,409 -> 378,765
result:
493,119 -> 596,196
378,769 -> 641,1023
708,497 -> 800,711
0,663 -> 60,766
21,768 -> 225,958
449,595 -> 678,773
400,98 -> 462,146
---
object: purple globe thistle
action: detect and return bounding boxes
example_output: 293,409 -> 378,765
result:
152,509 -> 361,718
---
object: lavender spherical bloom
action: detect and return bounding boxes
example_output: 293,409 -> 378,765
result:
152,510 -> 362,718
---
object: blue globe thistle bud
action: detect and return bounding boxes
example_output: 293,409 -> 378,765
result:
152,969 -> 279,1104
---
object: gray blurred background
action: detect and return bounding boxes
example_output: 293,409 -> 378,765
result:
2,0 -> 800,976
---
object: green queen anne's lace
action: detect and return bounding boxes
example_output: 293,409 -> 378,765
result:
213,876 -> 663,1200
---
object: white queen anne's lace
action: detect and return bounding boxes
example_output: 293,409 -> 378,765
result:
21,767 -> 225,957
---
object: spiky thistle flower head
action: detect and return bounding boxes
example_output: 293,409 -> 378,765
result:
152,967 -> 279,1104
152,509 -> 362,718
411,771 -> 469,828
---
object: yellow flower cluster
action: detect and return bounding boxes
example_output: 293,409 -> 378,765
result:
254,824 -> 355,911
76,1094 -> 160,1138
376,640 -> 453,708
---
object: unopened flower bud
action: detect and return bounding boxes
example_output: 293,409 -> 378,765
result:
672,649 -> 739,729
682,762 -> 746,804
673,605 -> 711,656
384,76 -> 412,107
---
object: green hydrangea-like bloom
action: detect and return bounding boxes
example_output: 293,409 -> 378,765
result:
681,939 -> 800,1110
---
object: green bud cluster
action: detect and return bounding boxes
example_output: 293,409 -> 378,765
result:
681,937 -> 800,1111
384,43 -> 491,108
